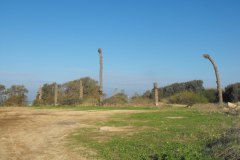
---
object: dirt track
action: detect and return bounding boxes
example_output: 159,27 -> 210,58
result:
0,107 -> 143,160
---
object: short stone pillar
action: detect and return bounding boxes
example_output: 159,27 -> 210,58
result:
54,83 -> 58,106
79,80 -> 83,100
154,82 -> 159,106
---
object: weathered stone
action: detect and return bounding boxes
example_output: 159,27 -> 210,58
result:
228,102 -> 237,109
98,48 -> 103,105
236,106 -> 240,111
203,54 -> 223,105
79,80 -> 83,100
54,83 -> 58,106
153,82 -> 159,106
223,107 -> 230,113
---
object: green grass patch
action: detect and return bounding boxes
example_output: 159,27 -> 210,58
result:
70,107 -> 239,159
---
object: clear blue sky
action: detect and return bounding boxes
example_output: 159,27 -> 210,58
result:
1,0 -> 240,101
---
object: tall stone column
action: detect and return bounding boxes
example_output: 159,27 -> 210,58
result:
203,54 -> 223,106
98,48 -> 103,105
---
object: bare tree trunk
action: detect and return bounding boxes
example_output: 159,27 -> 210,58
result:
203,54 -> 223,106
54,83 -> 58,106
154,82 -> 159,106
79,79 -> 83,101
98,48 -> 103,106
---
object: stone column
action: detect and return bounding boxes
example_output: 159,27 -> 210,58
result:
154,82 -> 159,106
98,48 -> 103,105
54,83 -> 58,106
79,80 -> 83,100
203,54 -> 223,106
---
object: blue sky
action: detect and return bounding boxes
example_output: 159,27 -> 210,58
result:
1,0 -> 240,101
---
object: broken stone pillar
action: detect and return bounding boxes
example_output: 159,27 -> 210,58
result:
79,80 -> 83,100
154,82 -> 159,106
54,83 -> 58,106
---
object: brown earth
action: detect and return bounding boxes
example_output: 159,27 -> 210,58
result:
0,107 -> 145,160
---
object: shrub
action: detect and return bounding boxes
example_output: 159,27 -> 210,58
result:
158,80 -> 204,98
205,128 -> 240,159
4,95 -> 27,106
103,93 -> 128,105
130,96 -> 153,106
168,91 -> 208,105
200,89 -> 218,103
223,83 -> 240,102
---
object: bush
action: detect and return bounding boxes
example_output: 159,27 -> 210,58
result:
4,95 -> 27,106
130,96 -> 153,106
168,91 -> 208,105
158,80 -> 204,98
200,89 -> 218,103
205,128 -> 240,159
104,93 -> 128,105
223,83 -> 240,102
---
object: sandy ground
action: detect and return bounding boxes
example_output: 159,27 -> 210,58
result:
0,107 -> 144,160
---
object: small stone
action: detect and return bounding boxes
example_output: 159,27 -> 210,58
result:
228,102 -> 237,109
223,107 -> 230,112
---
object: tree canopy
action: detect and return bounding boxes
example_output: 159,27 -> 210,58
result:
33,77 -> 99,105
3,85 -> 28,106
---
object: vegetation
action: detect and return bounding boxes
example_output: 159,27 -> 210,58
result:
223,83 -> 240,103
104,93 -> 128,105
33,77 -> 99,106
130,93 -> 153,106
0,84 -> 28,106
200,89 -> 218,103
158,80 -> 204,98
0,84 -> 6,105
205,128 -> 240,159
70,106 -> 239,159
168,91 -> 208,105
2,79 -> 240,107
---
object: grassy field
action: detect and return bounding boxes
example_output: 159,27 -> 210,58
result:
64,106 -> 240,160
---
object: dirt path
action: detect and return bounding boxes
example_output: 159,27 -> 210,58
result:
0,107 -> 144,160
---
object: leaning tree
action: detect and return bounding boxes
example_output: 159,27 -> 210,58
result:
203,54 -> 223,106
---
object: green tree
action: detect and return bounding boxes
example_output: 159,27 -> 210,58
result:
33,77 -> 100,106
4,85 -> 28,106
201,88 -> 218,103
158,80 -> 204,98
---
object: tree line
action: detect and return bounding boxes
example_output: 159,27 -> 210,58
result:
33,77 -> 99,105
0,79 -> 240,106
0,84 -> 28,106
135,80 -> 240,105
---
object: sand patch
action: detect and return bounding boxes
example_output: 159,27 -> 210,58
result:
165,116 -> 185,119
100,126 -> 134,132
